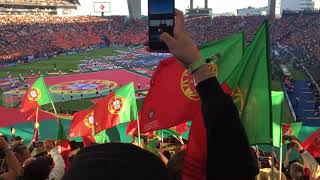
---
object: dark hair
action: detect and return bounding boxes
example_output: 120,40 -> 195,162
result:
69,141 -> 78,151
14,136 -> 23,141
163,151 -> 172,160
167,150 -> 185,180
63,143 -> 169,180
0,135 -> 8,143
23,157 -> 51,180
13,145 -> 28,156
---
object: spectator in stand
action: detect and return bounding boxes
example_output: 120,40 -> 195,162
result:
0,136 -> 22,179
23,140 -> 65,180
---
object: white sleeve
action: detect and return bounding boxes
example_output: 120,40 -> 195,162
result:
48,148 -> 65,180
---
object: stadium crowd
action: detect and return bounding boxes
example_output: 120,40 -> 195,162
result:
1,134 -> 319,180
0,11 -> 320,66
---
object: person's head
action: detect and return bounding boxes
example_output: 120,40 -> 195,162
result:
23,157 -> 52,180
69,141 -> 79,151
13,136 -> 23,145
166,150 -> 185,180
289,162 -> 304,180
0,135 -> 8,143
13,145 -> 31,163
63,143 -> 169,180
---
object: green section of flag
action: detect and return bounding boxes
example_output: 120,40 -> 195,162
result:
289,122 -> 302,137
226,21 -> 272,144
31,77 -> 52,106
272,91 -> 284,147
200,32 -> 245,83
116,82 -> 138,124
57,120 -> 67,140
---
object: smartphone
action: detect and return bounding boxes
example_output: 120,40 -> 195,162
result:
148,0 -> 174,51
283,135 -> 292,141
258,156 -> 270,162
287,142 -> 297,149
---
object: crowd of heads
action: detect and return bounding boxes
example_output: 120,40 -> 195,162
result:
0,133 -> 190,180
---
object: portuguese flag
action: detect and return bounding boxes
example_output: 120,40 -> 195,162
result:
94,82 -> 138,134
301,128 -> 320,157
140,33 -> 245,132
282,122 -> 302,136
271,91 -> 284,147
69,109 -> 94,138
56,121 -> 71,170
21,77 -> 52,112
224,20 -> 272,144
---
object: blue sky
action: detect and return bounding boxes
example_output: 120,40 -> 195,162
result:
78,0 -> 268,15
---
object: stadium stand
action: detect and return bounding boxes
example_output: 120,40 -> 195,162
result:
0,9 -> 319,85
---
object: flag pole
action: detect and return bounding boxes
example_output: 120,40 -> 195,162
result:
161,130 -> 164,143
34,107 -> 39,141
271,146 -> 275,180
137,119 -> 141,147
51,100 -> 58,114
279,142 -> 283,180
278,125 -> 283,180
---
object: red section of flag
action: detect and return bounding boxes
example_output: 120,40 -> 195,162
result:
82,136 -> 96,147
302,129 -> 320,157
126,120 -> 155,138
183,112 -> 207,180
220,82 -> 233,96
69,109 -> 94,138
282,124 -> 292,135
140,57 -> 201,132
94,92 -> 120,134
175,122 -> 189,135
20,91 -> 39,113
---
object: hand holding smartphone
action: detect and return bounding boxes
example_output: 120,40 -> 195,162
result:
148,0 -> 174,51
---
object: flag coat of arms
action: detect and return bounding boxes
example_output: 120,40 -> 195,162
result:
69,109 -> 94,138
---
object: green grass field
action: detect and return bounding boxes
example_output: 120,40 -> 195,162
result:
0,47 -> 120,78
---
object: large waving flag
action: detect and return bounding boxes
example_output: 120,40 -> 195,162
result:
224,20 -> 272,144
140,33 -> 245,132
94,82 -> 138,134
21,77 -> 52,112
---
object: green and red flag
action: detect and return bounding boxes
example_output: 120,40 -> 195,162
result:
271,91 -> 284,147
56,121 -> 71,170
282,122 -> 302,137
301,128 -> 320,157
69,109 -> 94,138
94,82 -> 138,134
140,33 -> 245,132
224,20 -> 272,145
21,77 -> 52,112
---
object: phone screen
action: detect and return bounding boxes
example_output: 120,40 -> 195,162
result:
148,0 -> 174,51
